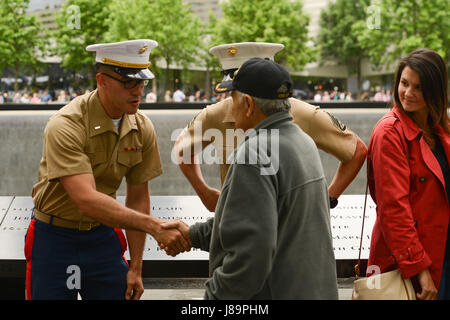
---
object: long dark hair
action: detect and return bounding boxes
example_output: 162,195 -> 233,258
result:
392,48 -> 449,147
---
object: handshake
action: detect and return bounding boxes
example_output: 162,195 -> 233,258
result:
156,219 -> 192,257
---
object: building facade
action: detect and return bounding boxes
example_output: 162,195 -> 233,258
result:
24,0 -> 391,95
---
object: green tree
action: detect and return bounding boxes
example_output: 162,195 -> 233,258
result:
211,0 -> 316,71
197,12 -> 222,100
318,0 -> 371,97
0,0 -> 47,92
53,0 -> 111,89
354,0 -> 450,68
105,0 -> 202,97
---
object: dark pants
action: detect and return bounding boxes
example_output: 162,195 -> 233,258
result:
439,259 -> 450,300
25,217 -> 128,300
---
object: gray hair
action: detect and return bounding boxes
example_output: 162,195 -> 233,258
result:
235,91 -> 291,116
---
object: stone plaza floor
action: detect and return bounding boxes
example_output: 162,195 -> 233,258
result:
139,277 -> 355,300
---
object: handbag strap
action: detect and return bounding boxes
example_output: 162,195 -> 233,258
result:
355,177 -> 370,279
355,128 -> 410,279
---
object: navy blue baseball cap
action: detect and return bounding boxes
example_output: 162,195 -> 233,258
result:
214,57 -> 293,99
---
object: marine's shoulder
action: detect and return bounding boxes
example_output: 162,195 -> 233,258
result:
289,98 -> 318,112
204,97 -> 233,118
50,91 -> 96,125
190,97 -> 234,129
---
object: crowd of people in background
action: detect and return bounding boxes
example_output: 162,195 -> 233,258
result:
312,88 -> 392,103
0,89 -> 90,104
372,89 -> 392,102
1,87 -> 392,104
313,89 -> 354,102
146,88 -> 230,103
0,88 -> 231,104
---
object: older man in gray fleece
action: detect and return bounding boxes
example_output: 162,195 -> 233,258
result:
162,57 -> 338,300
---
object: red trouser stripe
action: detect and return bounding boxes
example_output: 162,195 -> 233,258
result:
24,219 -> 36,300
114,228 -> 129,266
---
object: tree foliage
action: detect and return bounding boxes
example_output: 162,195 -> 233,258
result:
353,0 -> 450,67
106,0 -> 202,92
53,0 -> 111,86
318,0 -> 371,94
212,0 -> 316,71
0,0 -> 47,91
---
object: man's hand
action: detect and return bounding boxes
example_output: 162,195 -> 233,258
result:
125,268 -> 144,300
152,218 -> 191,256
159,219 -> 192,256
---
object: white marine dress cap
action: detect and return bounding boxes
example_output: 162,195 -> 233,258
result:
209,42 -> 284,71
86,39 -> 158,80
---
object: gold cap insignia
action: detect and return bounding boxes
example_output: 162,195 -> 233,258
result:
139,46 -> 148,54
276,84 -> 292,99
227,46 -> 237,57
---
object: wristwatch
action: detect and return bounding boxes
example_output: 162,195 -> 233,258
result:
329,197 -> 338,209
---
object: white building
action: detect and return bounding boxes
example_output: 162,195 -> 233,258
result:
28,0 -> 62,30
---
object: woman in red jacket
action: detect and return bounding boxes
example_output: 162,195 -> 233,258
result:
367,48 -> 450,300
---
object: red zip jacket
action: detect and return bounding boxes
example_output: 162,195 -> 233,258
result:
367,105 -> 450,288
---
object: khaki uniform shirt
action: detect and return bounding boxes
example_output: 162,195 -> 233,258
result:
32,90 -> 162,223
177,97 -> 356,184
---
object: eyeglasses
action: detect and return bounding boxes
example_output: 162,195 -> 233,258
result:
101,73 -> 149,89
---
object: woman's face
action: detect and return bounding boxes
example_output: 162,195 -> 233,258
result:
398,66 -> 427,115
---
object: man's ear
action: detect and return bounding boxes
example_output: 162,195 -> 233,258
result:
96,73 -> 105,88
244,95 -> 255,118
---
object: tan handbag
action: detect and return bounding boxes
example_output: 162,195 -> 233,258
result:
351,178 -> 416,300
352,269 -> 416,300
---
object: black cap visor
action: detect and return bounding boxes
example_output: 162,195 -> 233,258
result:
111,66 -> 154,80
214,79 -> 235,93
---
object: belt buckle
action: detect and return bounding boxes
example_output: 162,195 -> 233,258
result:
78,220 -> 93,231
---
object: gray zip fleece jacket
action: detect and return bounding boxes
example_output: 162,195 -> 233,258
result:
190,111 -> 338,299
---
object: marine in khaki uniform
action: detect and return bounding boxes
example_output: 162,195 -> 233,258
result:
26,40 -> 190,300
175,42 -> 367,212
164,57 -> 339,299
